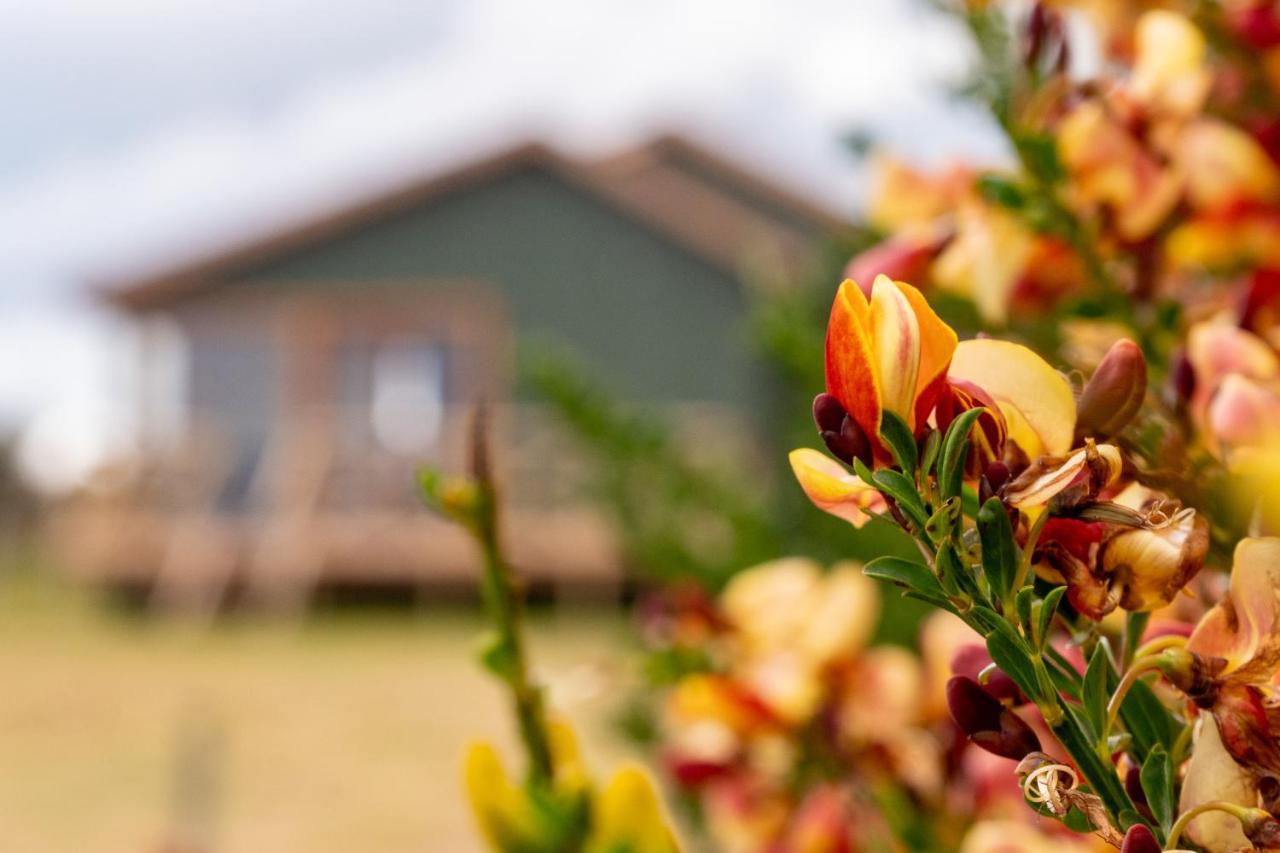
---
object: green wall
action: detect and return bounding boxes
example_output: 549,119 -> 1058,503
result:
200,165 -> 775,412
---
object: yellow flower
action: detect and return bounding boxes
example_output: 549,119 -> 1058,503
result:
1129,10 -> 1210,119
585,766 -> 679,853
788,449 -> 887,529
464,718 -> 676,852
947,338 -> 1077,460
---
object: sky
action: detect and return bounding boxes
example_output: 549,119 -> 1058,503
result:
1,0 -> 1005,491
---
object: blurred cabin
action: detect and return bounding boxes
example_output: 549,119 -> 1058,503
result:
53,135 -> 843,611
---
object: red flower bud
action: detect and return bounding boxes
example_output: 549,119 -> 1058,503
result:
1120,824 -> 1161,853
813,393 -> 846,433
1075,339 -> 1147,441
949,645 -> 1023,704
946,676 -> 1041,760
814,393 -> 874,466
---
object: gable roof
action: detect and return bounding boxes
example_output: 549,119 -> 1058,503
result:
103,134 -> 850,311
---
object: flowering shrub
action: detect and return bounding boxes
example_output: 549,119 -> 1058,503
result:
790,268 -> 1280,850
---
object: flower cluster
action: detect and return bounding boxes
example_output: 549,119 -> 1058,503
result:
851,3 -> 1280,331
791,272 -> 1280,850
644,557 -> 1105,851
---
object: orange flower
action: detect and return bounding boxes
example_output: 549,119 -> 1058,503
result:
1169,538 -> 1280,844
824,274 -> 958,454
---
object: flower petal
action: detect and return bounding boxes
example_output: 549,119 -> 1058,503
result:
1179,715 -> 1255,852
1003,443 -> 1123,508
1188,537 -> 1280,675
825,280 -> 882,444
869,275 -> 922,427
1130,10 -> 1210,118
898,279 -> 959,429
948,339 -> 1076,457
1207,374 -> 1280,449
789,448 -> 887,528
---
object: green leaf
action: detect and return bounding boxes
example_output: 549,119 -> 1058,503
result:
478,632 -> 518,680
967,604 -> 1005,635
984,620 -> 1040,703
872,469 -> 930,531
977,497 -> 1017,608
920,428 -> 941,477
1015,133 -> 1066,183
1044,653 -> 1083,701
925,497 -> 962,545
1124,611 -> 1151,670
939,408 -> 985,500
1083,645 -> 1111,738
1034,586 -> 1066,651
864,556 -> 950,608
1015,587 -> 1036,636
1120,677 -> 1181,758
879,410 -> 918,475
1140,746 -> 1175,837
976,173 -> 1027,210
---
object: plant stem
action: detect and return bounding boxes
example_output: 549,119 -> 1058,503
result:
1166,801 -> 1263,849
468,406 -> 556,785
1012,509 -> 1049,595
1100,656 -> 1167,756
1133,634 -> 1187,661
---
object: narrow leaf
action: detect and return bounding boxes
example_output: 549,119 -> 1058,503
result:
1140,746 -> 1174,836
1015,587 -> 1036,637
1034,586 -> 1066,651
939,408 -> 985,499
879,410 -> 918,475
863,556 -> 949,608
1120,678 -> 1181,757
872,469 -> 930,530
984,621 -> 1040,703
1083,645 -> 1111,738
925,497 -> 961,544
920,427 -> 941,477
977,497 -> 1017,607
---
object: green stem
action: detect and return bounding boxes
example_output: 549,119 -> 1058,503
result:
1100,656 -> 1166,755
1166,801 -> 1265,849
469,408 -> 556,785
1122,611 -> 1151,672
1012,509 -> 1049,596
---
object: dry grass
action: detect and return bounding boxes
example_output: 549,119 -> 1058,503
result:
0,571 -> 649,853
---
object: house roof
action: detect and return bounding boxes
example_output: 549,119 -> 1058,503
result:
103,134 -> 850,311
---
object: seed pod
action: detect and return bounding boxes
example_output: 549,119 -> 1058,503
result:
1076,339 -> 1147,441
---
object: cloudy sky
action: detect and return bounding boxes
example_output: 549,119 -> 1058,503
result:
1,0 -> 1003,490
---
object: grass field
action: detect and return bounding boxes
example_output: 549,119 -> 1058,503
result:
0,569 -> 650,852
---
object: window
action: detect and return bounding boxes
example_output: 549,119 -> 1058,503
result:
369,339 -> 448,455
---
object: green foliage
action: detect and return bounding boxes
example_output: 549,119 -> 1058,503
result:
1140,746 -> 1175,839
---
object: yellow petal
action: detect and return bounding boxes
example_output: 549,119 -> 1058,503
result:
869,274 -> 922,427
1180,119 -> 1280,212
463,741 -> 536,851
585,765 -> 679,853
1179,716 -> 1255,852
1130,10 -> 1209,117
720,557 -> 824,651
948,339 -> 1076,456
789,448 -> 887,528
800,561 -> 880,664
1188,537 -> 1280,674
